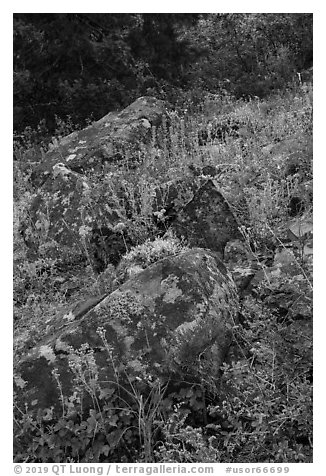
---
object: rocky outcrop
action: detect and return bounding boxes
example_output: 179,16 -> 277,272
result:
21,94 -> 243,273
14,248 -> 239,417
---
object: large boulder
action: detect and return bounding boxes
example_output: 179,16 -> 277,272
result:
14,248 -> 239,417
31,96 -> 169,187
21,97 -> 170,260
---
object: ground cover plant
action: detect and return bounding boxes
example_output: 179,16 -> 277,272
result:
13,13 -> 312,464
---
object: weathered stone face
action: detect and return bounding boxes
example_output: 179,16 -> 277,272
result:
14,248 -> 239,417
31,96 -> 169,187
21,97 -> 170,258
171,180 -> 242,258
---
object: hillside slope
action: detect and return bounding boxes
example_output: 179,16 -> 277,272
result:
13,81 -> 313,463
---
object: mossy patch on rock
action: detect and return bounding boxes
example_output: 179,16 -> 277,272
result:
15,248 -> 239,419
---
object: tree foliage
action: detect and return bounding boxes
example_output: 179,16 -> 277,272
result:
182,13 -> 313,97
13,13 -> 199,132
14,13 -> 312,133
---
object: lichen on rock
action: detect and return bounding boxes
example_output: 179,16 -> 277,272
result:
14,248 -> 239,418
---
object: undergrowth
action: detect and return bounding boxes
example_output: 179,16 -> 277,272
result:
13,298 -> 312,463
13,81 -> 313,462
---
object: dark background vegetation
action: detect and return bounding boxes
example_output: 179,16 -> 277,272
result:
14,13 -> 312,135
